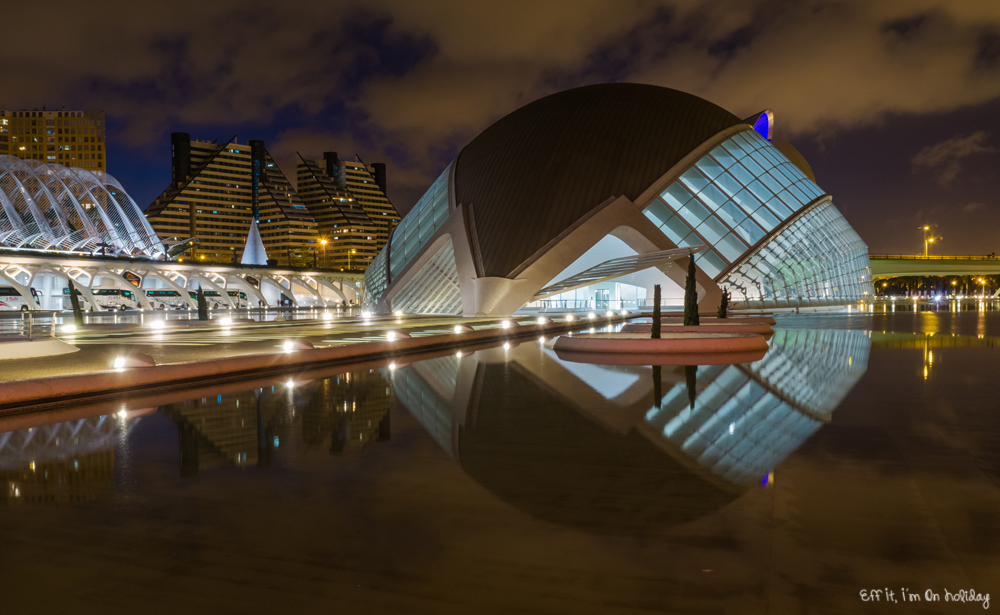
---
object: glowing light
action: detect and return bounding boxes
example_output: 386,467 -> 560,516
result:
500,320 -> 512,329
456,351 -> 463,358
589,327 -> 595,333
620,309 -> 630,315
564,314 -> 574,322
394,310 -> 403,317
219,317 -> 233,326
386,331 -> 397,341
389,362 -> 396,371
61,324 -> 77,334
286,379 -> 295,388
282,341 -> 294,352
322,311 -> 332,320
113,356 -> 125,369
536,316 -> 548,325
148,320 -> 165,330
606,310 -> 614,317
539,336 -> 545,343
118,410 -> 127,419
587,312 -> 596,320
503,342 -> 510,350
361,309 -> 372,318
454,325 -> 465,333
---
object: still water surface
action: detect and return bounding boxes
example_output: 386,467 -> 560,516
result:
2,312 -> 999,613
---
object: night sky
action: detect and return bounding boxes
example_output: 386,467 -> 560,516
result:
6,1 -> 998,255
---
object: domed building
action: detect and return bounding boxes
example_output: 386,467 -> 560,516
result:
363,83 -> 873,315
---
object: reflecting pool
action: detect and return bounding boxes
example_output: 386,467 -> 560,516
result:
2,312 -> 999,613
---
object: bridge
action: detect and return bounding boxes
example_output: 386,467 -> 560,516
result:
869,254 -> 1000,278
0,250 -> 364,311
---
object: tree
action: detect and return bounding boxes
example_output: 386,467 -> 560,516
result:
67,279 -> 84,328
683,256 -> 699,326
717,289 -> 730,318
197,285 -> 209,320
651,284 -> 661,339
685,365 -> 698,409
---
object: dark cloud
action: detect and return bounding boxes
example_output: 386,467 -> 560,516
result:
912,131 -> 996,185
4,0 -> 999,237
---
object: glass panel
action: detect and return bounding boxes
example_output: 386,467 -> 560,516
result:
698,249 -> 726,276
751,206 -> 780,231
661,183 -> 693,210
729,162 -> 755,186
760,172 -> 784,194
747,179 -> 773,202
677,198 -> 710,227
716,233 -> 747,261
679,168 -> 710,194
714,171 -> 742,198
662,215 -> 690,244
677,231 -> 702,248
741,156 -> 765,178
735,218 -> 765,245
695,156 -> 725,180
643,199 -> 672,227
732,188 -> 761,213
697,183 -> 728,211
765,197 -> 792,219
709,147 -> 737,168
696,216 -> 728,244
717,201 -> 745,228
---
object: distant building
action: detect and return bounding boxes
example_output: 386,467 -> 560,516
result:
145,134 -> 317,266
296,152 -> 401,270
0,108 -> 106,172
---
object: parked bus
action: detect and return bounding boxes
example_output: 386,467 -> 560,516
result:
227,290 -> 249,308
188,290 -> 233,309
144,289 -> 189,310
0,286 -> 40,311
63,287 -> 137,311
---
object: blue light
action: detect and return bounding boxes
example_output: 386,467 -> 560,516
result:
752,114 -> 771,141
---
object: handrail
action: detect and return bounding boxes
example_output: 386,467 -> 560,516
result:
869,254 -> 1000,261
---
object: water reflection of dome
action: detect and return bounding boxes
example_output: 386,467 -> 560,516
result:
387,327 -> 870,534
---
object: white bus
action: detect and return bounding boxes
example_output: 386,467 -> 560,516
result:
188,290 -> 245,309
145,289 -> 189,310
65,287 -> 138,311
0,286 -> 40,311
227,290 -> 249,308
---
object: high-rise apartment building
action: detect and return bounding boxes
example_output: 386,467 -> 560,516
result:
296,152 -> 399,271
145,133 -> 316,265
0,108 -> 106,172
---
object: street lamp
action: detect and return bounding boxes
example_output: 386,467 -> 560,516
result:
978,278 -> 986,298
348,249 -> 356,271
320,239 -> 327,267
920,226 -> 941,257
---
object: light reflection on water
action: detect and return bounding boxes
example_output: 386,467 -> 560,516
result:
1,324 -> 873,523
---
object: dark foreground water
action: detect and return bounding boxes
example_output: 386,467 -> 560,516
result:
2,312 -> 999,614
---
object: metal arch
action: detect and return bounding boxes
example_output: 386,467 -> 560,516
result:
0,268 -> 37,310
260,276 -> 299,307
314,277 -> 349,303
100,172 -> 165,256
0,161 -> 46,245
289,276 -> 327,306
55,166 -> 127,252
12,159 -> 72,242
225,275 -> 270,308
34,264 -> 103,312
65,166 -> 143,254
35,164 -> 104,246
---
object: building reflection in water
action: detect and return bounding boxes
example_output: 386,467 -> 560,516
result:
158,369 -> 393,476
386,328 -> 871,534
1,411 -> 147,505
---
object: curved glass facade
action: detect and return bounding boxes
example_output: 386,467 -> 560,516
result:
719,200 -> 872,305
642,129 -> 825,279
387,161 -> 452,279
390,237 -> 462,315
0,155 -> 165,256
